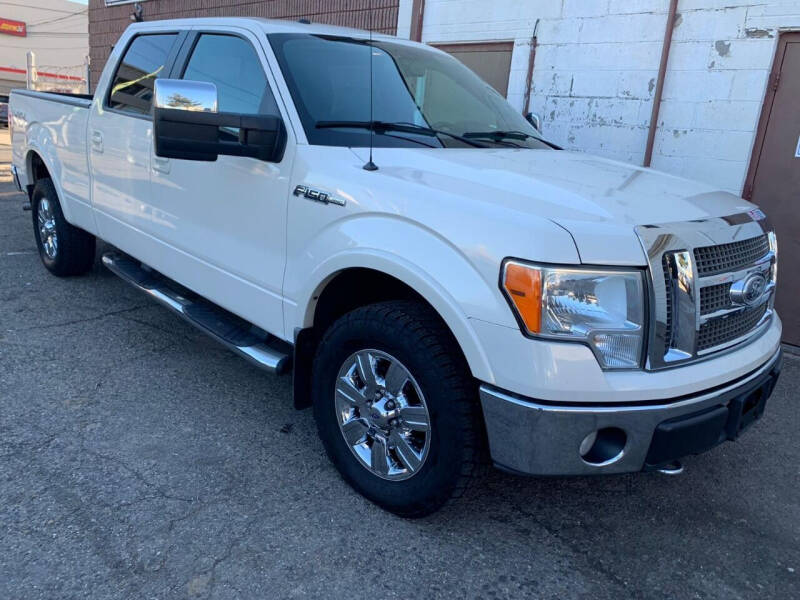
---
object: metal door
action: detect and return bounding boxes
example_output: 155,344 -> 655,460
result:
745,33 -> 800,346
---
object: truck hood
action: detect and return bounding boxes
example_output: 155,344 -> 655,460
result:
359,147 -> 757,265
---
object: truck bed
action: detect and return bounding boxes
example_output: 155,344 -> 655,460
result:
10,88 -> 95,234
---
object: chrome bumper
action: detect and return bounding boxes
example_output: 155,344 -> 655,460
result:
479,348 -> 782,476
11,165 -> 22,192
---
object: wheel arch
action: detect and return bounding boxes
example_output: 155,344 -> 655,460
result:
291,262 -> 496,409
23,146 -> 75,223
25,148 -> 52,198
22,126 -> 75,223
26,148 -> 50,180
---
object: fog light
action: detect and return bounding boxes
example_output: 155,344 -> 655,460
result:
580,427 -> 627,466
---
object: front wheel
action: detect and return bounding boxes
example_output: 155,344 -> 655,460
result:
312,301 -> 485,517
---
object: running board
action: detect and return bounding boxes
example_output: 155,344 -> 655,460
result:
102,252 -> 291,375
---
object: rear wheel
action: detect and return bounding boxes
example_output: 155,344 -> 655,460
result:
31,178 -> 95,276
312,300 -> 485,517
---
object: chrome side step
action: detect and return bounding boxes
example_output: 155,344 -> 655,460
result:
102,251 -> 291,375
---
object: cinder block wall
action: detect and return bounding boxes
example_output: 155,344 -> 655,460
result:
88,0 -> 400,91
413,0 -> 800,193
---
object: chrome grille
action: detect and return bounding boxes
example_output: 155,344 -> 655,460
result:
699,282 -> 732,315
698,304 -> 767,352
636,216 -> 775,370
662,253 -> 674,347
693,235 -> 770,276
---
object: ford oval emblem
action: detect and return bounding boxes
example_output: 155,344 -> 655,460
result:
730,272 -> 767,307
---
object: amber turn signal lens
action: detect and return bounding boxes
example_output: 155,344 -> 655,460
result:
503,263 -> 542,334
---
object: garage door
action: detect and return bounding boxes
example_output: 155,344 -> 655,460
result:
432,42 -> 514,97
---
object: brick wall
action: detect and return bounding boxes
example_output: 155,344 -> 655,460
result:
88,0 -> 400,88
411,0 -> 800,194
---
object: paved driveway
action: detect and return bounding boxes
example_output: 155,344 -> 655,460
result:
0,176 -> 798,599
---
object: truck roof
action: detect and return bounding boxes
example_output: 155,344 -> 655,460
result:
127,16 -> 412,45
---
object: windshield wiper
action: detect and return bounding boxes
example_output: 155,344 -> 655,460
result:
463,129 -> 562,149
315,120 -> 488,148
463,130 -> 532,141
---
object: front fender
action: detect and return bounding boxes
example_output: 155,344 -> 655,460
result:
285,215 -> 519,384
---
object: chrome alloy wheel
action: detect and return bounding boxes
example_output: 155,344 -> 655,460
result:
335,350 -> 431,481
37,197 -> 58,259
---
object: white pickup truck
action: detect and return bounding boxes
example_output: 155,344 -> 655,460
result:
10,18 -> 782,516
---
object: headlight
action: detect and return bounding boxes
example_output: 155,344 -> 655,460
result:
501,260 -> 645,369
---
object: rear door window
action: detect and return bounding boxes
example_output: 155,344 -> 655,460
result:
109,33 -> 178,115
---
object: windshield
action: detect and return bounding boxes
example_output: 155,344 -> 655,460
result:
268,33 -> 552,150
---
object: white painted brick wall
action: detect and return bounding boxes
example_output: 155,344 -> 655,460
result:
397,0 -> 800,194
396,0 -> 413,39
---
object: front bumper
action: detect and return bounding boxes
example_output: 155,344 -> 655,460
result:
479,348 -> 782,475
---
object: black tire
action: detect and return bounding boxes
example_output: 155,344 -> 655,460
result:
312,300 -> 485,517
31,177 -> 95,277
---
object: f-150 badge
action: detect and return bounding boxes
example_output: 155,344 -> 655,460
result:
293,185 -> 345,206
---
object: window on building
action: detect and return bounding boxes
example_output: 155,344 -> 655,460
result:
182,34 -> 277,116
109,34 -> 178,115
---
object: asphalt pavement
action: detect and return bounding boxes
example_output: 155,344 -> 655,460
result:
0,144 -> 798,599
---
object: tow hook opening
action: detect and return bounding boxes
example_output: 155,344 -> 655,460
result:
579,427 -> 627,466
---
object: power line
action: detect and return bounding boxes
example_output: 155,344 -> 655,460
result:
29,9 -> 88,28
0,1 -> 82,13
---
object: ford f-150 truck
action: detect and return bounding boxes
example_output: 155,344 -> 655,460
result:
10,18 -> 782,517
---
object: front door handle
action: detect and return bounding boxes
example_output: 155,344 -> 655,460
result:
152,156 -> 171,174
91,130 -> 103,153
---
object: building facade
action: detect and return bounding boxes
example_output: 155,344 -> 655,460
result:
0,0 -> 89,96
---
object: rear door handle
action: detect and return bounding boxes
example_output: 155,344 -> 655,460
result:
91,130 -> 103,153
152,156 -> 171,174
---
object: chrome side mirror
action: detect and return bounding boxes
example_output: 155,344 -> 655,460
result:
525,112 -> 542,132
153,78 -> 286,163
154,79 -> 218,113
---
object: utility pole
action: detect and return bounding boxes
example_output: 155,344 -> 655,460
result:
85,55 -> 91,94
26,51 -> 36,90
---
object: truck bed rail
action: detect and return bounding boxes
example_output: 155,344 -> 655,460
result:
11,88 -> 93,109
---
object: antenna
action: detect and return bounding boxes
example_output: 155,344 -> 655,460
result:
363,0 -> 378,171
